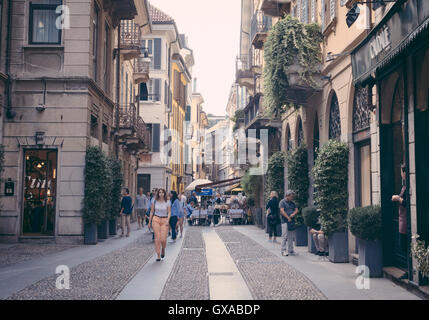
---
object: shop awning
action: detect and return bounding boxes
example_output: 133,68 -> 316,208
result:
351,0 -> 429,85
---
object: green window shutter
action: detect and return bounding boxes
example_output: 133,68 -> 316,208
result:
152,123 -> 160,152
153,38 -> 161,69
321,0 -> 326,30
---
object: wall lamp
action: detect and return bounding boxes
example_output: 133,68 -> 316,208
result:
321,75 -> 332,81
326,52 -> 352,62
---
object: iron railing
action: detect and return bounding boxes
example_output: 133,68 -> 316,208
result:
119,103 -> 137,128
251,10 -> 272,44
135,116 -> 151,148
134,56 -> 150,74
120,20 -> 141,48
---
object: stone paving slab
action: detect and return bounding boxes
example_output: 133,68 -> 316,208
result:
216,226 -> 327,300
5,233 -> 154,300
0,244 -> 78,268
160,227 -> 209,300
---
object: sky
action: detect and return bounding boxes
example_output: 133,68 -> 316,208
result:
149,0 -> 241,116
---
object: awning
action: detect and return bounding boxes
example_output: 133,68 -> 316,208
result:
225,183 -> 241,193
351,0 -> 429,85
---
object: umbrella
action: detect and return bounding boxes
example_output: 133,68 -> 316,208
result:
185,179 -> 213,191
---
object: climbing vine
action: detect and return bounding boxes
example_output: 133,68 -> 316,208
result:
264,15 -> 322,117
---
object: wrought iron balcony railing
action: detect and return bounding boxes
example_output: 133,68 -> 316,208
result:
118,103 -> 151,151
120,20 -> 141,48
119,103 -> 137,129
251,10 -> 272,49
135,116 -> 151,148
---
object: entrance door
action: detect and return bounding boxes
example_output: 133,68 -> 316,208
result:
380,73 -> 408,270
137,174 -> 151,194
23,150 -> 57,236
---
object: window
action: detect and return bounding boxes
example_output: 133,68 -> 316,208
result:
286,125 -> 292,152
92,2 -> 100,80
311,0 -> 317,23
302,0 -> 309,24
141,38 -> 154,68
140,79 -> 160,102
329,92 -> 341,140
102,123 -> 108,144
29,0 -> 62,44
153,38 -> 162,70
297,117 -> 304,146
103,22 -> 111,93
321,0 -> 336,31
91,115 -> 98,139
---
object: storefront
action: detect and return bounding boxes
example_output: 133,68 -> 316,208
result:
352,0 -> 429,285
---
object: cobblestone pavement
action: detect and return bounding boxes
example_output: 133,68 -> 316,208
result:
5,233 -> 154,300
0,244 -> 78,268
160,227 -> 209,300
216,227 -> 327,300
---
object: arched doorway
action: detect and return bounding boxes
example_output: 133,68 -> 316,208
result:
380,71 -> 409,271
329,92 -> 341,140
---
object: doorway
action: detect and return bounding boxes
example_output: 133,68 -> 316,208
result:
137,174 -> 151,195
22,149 -> 57,236
380,71 -> 409,270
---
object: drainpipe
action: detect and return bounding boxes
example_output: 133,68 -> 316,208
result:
115,23 -> 121,159
5,0 -> 15,119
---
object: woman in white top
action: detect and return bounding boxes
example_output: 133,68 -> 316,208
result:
149,189 -> 171,261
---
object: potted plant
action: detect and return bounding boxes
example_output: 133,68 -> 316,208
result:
312,139 -> 349,263
348,205 -> 383,277
411,234 -> 429,285
107,157 -> 123,236
303,206 -> 320,254
286,145 -> 309,246
97,154 -> 111,240
264,15 -> 323,117
242,170 -> 263,228
83,146 -> 106,245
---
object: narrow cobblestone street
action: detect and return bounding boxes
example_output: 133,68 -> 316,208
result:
0,223 -> 420,300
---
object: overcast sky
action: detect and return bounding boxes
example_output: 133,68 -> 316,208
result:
149,0 -> 241,116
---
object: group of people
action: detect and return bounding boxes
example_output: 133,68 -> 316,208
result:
266,190 -> 328,257
119,187 -> 194,262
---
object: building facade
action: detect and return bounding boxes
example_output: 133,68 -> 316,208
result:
0,0 -> 151,243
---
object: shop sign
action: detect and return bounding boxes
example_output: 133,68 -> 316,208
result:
369,26 -> 391,60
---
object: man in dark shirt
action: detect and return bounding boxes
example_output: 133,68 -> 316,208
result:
279,190 -> 299,256
188,191 -> 198,206
120,188 -> 133,237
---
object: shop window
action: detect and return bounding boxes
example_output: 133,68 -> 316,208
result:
29,0 -> 62,44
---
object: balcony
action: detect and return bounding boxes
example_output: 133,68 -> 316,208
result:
118,103 -> 151,153
260,0 -> 292,17
244,94 -> 281,132
120,20 -> 142,61
133,56 -> 150,84
236,55 -> 255,92
251,11 -> 272,49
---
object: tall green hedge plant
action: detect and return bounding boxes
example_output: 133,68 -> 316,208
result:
108,156 -> 123,220
312,140 -> 349,235
265,151 -> 286,201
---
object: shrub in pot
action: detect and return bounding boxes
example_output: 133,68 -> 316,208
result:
348,205 -> 383,277
303,206 -> 320,254
286,145 -> 309,246
106,156 -> 122,236
83,146 -> 107,244
312,139 -> 349,263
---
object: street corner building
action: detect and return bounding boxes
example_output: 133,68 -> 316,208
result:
0,0 -> 153,244
233,0 -> 429,288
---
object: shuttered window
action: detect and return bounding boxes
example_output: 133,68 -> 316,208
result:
152,123 -> 160,152
311,0 -> 316,23
302,0 -> 309,24
330,0 -> 336,23
153,38 -> 161,69
321,0 -> 325,30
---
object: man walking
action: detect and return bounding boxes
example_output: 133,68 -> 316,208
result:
136,188 -> 149,230
279,190 -> 299,256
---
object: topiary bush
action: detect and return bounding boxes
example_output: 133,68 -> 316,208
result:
303,206 -> 320,229
264,15 -> 323,117
104,156 -> 122,220
265,151 -> 286,201
83,146 -> 108,225
348,205 -> 382,241
242,170 -> 263,207
286,145 -> 309,225
312,139 -> 349,236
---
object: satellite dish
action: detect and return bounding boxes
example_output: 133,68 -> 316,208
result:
346,3 -> 360,28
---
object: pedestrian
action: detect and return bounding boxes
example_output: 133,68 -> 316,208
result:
279,190 -> 299,256
149,188 -> 171,261
309,226 -> 328,257
392,163 -> 409,279
120,188 -> 133,237
188,191 -> 198,206
266,191 -> 281,243
186,201 -> 196,226
135,188 -> 148,230
169,191 -> 182,243
177,192 -> 186,237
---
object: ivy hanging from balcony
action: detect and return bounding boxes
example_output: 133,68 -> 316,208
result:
263,15 -> 323,117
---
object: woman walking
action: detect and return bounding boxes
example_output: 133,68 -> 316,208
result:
120,188 -> 133,237
149,189 -> 171,261
169,191 -> 181,243
266,191 -> 281,243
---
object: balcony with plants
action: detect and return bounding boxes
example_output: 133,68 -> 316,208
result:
251,10 -> 273,49
263,15 -> 323,117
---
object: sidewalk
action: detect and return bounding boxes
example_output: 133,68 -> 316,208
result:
235,225 -> 421,300
0,223 -> 145,300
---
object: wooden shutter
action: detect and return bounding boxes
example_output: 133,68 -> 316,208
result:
154,79 -> 160,101
311,0 -> 316,22
321,0 -> 325,30
153,38 -> 161,69
152,123 -> 160,152
330,0 -> 336,22
303,0 -> 309,23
